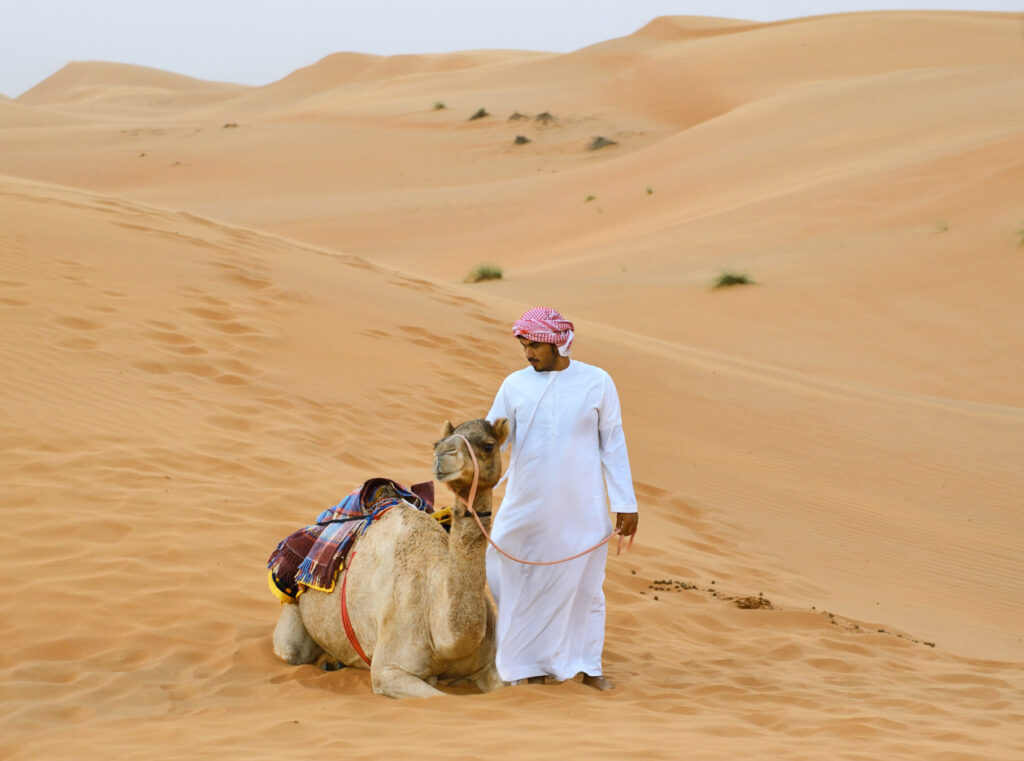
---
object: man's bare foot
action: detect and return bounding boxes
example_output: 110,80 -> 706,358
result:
582,674 -> 613,690
527,676 -> 546,684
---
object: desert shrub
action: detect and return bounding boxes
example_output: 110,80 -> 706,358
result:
712,270 -> 755,289
587,136 -> 617,151
466,264 -> 503,283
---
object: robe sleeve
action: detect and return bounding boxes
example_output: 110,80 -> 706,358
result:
487,377 -> 515,453
598,373 -> 638,513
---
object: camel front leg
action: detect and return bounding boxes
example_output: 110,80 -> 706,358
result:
470,662 -> 506,693
371,661 -> 444,699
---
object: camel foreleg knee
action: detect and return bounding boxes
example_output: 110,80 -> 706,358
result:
471,663 -> 506,693
371,664 -> 444,699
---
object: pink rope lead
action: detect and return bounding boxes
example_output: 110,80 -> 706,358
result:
451,434 -> 634,566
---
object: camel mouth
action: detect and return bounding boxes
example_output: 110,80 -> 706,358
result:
432,466 -> 461,483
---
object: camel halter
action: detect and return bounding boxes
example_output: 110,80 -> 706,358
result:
451,433 -> 633,565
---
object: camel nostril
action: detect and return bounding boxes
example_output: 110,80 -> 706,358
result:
442,444 -> 464,460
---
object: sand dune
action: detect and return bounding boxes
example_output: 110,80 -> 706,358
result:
0,98 -> 97,128
2,10 -> 1023,761
269,49 -> 548,92
17,60 -> 249,114
605,11 -> 1024,124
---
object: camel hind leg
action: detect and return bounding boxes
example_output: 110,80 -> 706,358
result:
272,603 -> 324,665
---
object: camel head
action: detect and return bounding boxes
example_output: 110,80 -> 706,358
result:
432,418 -> 509,499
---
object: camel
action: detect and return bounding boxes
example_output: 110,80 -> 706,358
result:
272,417 -> 509,698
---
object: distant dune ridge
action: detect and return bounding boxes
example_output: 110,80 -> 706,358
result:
1,11 -> 1022,761
15,60 -> 248,112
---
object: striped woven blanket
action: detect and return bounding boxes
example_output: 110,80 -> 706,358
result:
267,478 -> 434,598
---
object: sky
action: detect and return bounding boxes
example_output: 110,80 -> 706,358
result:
2,1 -> 1020,97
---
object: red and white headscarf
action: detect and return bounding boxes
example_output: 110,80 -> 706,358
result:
513,306 -> 575,356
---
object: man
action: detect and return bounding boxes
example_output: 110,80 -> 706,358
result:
485,306 -> 639,690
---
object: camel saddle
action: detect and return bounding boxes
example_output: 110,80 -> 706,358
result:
267,478 -> 434,601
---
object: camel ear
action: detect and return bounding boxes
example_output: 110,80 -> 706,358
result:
440,420 -> 455,438
491,418 -> 509,447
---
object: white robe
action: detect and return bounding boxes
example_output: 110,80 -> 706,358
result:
485,359 -> 637,682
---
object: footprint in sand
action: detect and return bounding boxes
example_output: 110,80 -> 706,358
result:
55,337 -> 99,351
213,374 -> 249,386
182,306 -> 233,322
146,328 -> 193,346
206,414 -> 253,432
53,316 -> 103,330
400,325 -> 456,349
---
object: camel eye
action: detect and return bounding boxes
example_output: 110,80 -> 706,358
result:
482,442 -> 495,454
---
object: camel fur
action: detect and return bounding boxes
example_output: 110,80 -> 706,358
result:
272,417 -> 509,698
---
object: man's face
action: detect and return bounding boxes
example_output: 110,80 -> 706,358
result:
519,337 -> 558,372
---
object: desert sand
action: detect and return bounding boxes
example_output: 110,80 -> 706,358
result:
2,10 -> 1022,760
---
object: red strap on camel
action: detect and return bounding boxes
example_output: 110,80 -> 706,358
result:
340,548 -> 372,666
339,504 -> 398,666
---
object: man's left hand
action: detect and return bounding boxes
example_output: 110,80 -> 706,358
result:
615,512 -> 638,538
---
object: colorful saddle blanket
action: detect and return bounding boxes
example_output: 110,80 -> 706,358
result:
267,478 -> 434,599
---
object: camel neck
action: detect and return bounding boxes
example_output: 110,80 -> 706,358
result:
452,489 -> 493,527
431,489 -> 492,658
